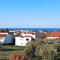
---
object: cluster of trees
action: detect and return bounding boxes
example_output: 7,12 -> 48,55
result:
24,39 -> 58,60
8,39 -> 60,60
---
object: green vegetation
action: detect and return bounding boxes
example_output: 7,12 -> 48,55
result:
0,39 -> 60,60
0,45 -> 25,60
24,39 -> 60,60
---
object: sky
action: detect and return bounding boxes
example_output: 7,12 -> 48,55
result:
0,0 -> 60,28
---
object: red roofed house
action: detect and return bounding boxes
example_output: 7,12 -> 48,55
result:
46,32 -> 60,39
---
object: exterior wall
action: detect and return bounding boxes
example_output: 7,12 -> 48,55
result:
32,35 -> 36,39
46,37 -> 59,39
0,37 -> 5,44
15,37 -> 31,46
0,33 -> 8,44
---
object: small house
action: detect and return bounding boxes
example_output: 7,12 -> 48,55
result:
15,32 -> 36,46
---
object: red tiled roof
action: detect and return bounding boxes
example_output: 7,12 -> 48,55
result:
47,32 -> 60,37
15,35 -> 32,37
0,31 -> 8,33
0,33 -> 8,37
24,35 -> 32,37
0,34 -> 7,37
23,32 -> 36,35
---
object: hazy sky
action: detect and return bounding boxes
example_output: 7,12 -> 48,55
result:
0,0 -> 60,28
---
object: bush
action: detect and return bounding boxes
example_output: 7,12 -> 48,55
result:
24,42 -> 36,58
24,40 -> 45,60
32,56 -> 42,60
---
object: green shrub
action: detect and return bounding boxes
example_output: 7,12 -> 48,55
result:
32,56 -> 42,60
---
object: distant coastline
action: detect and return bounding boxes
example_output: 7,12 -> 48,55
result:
0,28 -> 60,31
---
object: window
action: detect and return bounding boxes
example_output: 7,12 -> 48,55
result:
26,39 -> 29,41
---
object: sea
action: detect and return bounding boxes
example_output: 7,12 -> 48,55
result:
0,28 -> 60,31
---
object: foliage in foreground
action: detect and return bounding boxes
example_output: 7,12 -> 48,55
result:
8,39 -> 60,60
24,39 -> 60,60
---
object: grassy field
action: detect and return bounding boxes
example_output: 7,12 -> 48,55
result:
0,45 -> 25,60
0,45 -> 41,60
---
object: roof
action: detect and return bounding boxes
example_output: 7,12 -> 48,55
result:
47,32 -> 60,37
15,35 -> 24,38
23,32 -> 36,35
15,35 -> 32,37
0,34 -> 7,37
24,35 -> 32,37
0,33 -> 8,37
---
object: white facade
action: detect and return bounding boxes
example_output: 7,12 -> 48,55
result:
15,36 -> 31,46
15,32 -> 36,46
32,35 -> 36,39
0,37 -> 5,44
0,32 -> 8,44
